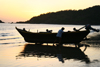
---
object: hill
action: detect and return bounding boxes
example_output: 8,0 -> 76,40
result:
17,5 -> 100,25
0,20 -> 4,23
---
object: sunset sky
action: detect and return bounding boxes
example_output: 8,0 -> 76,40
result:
0,0 -> 100,23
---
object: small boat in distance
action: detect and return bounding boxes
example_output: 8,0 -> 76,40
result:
15,27 -> 90,44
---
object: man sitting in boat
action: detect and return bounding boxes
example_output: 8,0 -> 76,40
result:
46,29 -> 52,33
23,28 -> 26,31
73,28 -> 79,31
74,24 -> 99,32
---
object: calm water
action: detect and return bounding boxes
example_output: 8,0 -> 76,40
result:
0,23 -> 100,67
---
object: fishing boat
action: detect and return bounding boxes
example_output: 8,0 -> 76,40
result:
15,27 -> 90,44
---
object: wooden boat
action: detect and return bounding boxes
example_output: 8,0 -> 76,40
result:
15,27 -> 90,44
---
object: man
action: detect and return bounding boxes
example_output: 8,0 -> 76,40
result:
46,29 -> 52,33
53,27 -> 65,46
73,24 -> 99,32
85,24 -> 99,32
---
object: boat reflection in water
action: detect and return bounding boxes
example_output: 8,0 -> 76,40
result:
16,43 -> 90,63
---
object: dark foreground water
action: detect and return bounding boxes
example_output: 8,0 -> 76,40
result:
0,23 -> 100,67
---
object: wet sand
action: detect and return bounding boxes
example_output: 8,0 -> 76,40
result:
0,43 -> 100,67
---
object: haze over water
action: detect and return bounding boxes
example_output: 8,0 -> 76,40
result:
0,23 -> 100,67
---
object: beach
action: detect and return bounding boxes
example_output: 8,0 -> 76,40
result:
0,23 -> 100,67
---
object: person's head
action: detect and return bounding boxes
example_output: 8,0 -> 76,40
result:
46,29 -> 48,31
73,28 -> 76,30
23,28 -> 25,29
61,27 -> 65,30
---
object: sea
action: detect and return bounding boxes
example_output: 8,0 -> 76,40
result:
0,23 -> 100,67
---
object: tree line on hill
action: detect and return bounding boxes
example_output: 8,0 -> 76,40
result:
17,5 -> 100,25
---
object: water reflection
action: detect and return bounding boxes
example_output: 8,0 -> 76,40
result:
16,44 -> 90,63
82,40 -> 100,48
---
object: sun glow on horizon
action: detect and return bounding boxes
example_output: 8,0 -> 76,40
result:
0,0 -> 100,22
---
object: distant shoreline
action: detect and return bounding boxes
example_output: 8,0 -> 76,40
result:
1,23 -> 100,25
15,23 -> 100,25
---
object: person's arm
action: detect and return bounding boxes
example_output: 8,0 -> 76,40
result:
78,26 -> 85,31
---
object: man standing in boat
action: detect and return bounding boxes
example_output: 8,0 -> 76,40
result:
53,27 -> 65,46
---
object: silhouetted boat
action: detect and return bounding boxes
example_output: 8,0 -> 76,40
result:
15,27 -> 90,44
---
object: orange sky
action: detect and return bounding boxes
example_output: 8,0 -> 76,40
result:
0,0 -> 100,23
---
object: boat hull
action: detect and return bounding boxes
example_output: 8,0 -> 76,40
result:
16,27 -> 90,44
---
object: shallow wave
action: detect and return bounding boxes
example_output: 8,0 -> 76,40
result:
0,33 -> 14,37
88,32 -> 100,40
0,36 -> 25,45
0,33 -> 10,37
0,41 -> 25,45
0,37 -> 21,40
